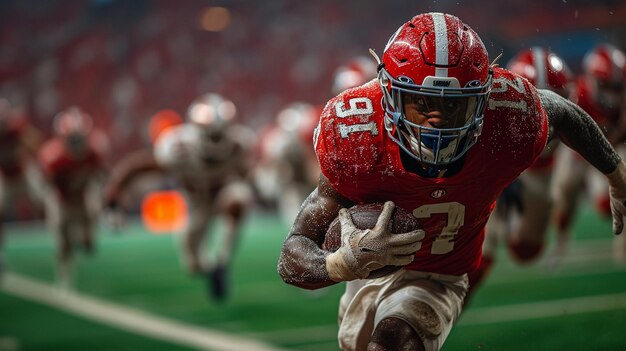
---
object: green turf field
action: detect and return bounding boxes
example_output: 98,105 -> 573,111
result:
1,203 -> 626,351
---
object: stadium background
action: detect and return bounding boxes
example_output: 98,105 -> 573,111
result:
1,1 -> 626,350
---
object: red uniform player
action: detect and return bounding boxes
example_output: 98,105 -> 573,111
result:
39,107 -> 109,288
0,98 -> 44,276
278,13 -> 626,351
469,47 -> 574,297
552,43 -> 626,262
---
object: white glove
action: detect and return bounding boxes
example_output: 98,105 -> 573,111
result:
607,161 -> 626,235
326,201 -> 425,281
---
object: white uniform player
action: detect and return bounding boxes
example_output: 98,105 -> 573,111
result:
254,102 -> 320,227
106,93 -> 255,300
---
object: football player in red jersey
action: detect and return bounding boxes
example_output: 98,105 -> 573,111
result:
39,107 -> 109,288
277,13 -> 626,351
105,93 -> 255,301
552,43 -> 626,262
468,47 -> 574,296
0,98 -> 45,276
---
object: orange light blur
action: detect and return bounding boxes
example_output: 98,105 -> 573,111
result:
199,7 -> 231,32
141,190 -> 188,234
148,109 -> 183,144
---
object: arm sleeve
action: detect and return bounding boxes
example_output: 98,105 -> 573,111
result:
540,89 -> 620,174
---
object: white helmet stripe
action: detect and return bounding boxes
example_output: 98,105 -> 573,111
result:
532,47 -> 547,89
431,13 -> 449,77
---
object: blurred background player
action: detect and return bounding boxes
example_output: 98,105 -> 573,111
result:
104,109 -> 184,230
467,47 -> 573,300
254,102 -> 321,227
253,56 -> 377,228
331,56 -> 378,96
0,98 -> 45,277
105,93 -> 255,301
552,43 -> 626,263
38,106 -> 110,288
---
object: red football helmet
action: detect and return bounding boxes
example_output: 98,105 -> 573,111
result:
583,43 -> 626,85
378,12 -> 492,168
332,56 -> 377,95
53,106 -> 93,137
506,47 -> 572,97
582,43 -> 626,113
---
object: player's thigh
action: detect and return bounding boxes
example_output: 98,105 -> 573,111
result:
216,181 -> 253,218
185,193 -> 213,234
552,148 -> 587,200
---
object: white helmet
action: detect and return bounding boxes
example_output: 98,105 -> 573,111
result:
187,93 -> 237,133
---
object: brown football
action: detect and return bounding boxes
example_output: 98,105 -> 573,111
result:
323,203 -> 422,279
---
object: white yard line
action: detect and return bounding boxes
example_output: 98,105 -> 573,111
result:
2,233 -> 624,347
0,273 -> 291,351
460,291 -> 626,325
245,292 -> 626,342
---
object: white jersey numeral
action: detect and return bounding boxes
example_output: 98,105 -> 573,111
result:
413,202 -> 465,254
488,77 -> 528,112
335,97 -> 373,118
334,97 -> 378,138
338,122 -> 379,138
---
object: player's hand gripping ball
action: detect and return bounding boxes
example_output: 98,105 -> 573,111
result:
323,202 -> 424,279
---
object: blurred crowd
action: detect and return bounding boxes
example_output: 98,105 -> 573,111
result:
1,0 -> 625,156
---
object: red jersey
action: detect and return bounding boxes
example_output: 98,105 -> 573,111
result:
39,135 -> 105,200
315,67 -> 548,276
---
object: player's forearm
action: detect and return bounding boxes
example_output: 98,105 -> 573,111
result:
277,235 -> 338,290
540,89 -> 621,174
105,149 -> 162,204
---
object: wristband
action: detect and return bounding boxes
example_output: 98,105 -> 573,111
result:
326,250 -> 361,281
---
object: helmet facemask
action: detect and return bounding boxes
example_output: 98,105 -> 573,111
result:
187,93 -> 237,164
379,68 -> 491,167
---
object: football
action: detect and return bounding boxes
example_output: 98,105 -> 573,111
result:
323,203 -> 422,279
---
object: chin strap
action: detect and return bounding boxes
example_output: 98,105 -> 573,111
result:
490,52 -> 503,68
369,48 -> 385,72
424,165 -> 444,178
